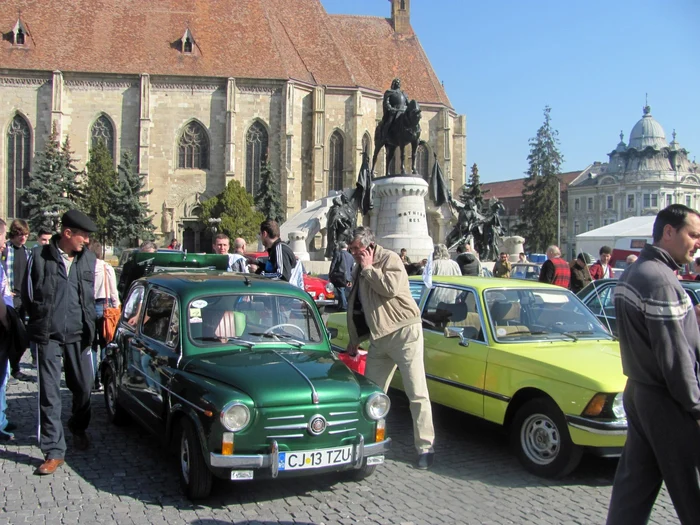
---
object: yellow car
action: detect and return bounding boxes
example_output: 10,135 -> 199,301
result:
327,276 -> 627,478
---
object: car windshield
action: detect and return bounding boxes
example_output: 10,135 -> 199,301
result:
187,293 -> 323,349
484,288 -> 613,342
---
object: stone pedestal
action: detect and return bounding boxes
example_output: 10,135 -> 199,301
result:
503,236 -> 525,262
373,176 -> 434,262
288,231 -> 310,261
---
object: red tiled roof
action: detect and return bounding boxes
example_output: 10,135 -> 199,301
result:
481,171 -> 583,199
0,0 -> 451,107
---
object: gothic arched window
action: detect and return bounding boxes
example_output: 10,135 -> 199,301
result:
7,114 -> 31,219
246,121 -> 269,194
178,121 -> 209,170
362,133 -> 371,156
415,142 -> 429,180
91,114 -> 115,159
329,131 -> 344,192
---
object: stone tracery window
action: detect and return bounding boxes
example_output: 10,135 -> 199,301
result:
415,142 -> 429,180
246,121 -> 268,194
90,114 -> 115,159
178,121 -> 209,170
329,131 -> 344,192
362,133 -> 371,156
7,114 -> 31,219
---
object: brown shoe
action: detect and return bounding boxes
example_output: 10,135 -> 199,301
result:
36,459 -> 65,475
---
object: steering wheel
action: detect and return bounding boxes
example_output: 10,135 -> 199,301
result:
264,323 -> 306,339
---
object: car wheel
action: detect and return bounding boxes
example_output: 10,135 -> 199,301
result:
178,418 -> 213,500
103,369 -> 129,426
511,398 -> 582,478
344,460 -> 377,481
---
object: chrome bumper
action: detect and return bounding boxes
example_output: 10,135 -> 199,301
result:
210,437 -> 391,475
566,415 -> 628,435
314,299 -> 336,306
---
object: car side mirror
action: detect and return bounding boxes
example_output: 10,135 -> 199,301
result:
444,327 -> 463,339
326,327 -> 339,340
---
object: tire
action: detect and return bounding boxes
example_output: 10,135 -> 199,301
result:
510,398 -> 583,478
344,460 -> 377,481
178,418 -> 213,500
103,369 -> 129,426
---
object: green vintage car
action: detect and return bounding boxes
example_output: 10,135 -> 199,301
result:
102,257 -> 391,499
327,276 -> 627,478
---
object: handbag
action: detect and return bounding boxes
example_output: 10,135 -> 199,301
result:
101,261 -> 121,343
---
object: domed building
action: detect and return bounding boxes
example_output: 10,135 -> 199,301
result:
567,105 -> 699,257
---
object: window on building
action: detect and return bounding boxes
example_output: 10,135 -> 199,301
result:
246,121 -> 268,194
184,38 -> 193,53
666,194 -> 673,207
415,142 -> 429,181
627,195 -> 634,209
7,114 -> 31,219
178,121 -> 209,170
361,133 -> 371,156
643,194 -> 650,208
574,198 -> 580,211
16,28 -> 25,45
90,114 -> 115,160
329,131 -> 344,192
587,197 -> 593,210
651,194 -> 658,207
687,195 -> 692,207
587,220 -> 593,232
607,196 -> 613,209
573,221 -> 579,235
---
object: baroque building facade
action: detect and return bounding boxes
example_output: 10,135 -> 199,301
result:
567,105 -> 699,257
1,0 -> 466,250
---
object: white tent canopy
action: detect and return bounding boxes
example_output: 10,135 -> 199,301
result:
575,216 -> 655,256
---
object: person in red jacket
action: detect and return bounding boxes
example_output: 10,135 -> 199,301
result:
590,245 -> 613,280
538,245 -> 570,288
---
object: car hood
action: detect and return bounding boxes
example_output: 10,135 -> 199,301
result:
181,349 -> 361,407
494,340 -> 625,391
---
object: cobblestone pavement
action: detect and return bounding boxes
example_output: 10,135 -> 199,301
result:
1,358 -> 679,525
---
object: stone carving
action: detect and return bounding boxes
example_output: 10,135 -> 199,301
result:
0,76 -> 49,86
446,196 -> 507,261
371,78 -> 422,177
324,194 -> 357,259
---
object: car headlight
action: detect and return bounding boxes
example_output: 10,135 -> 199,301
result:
325,282 -> 335,294
612,393 -> 625,419
365,392 -> 391,420
220,402 -> 251,432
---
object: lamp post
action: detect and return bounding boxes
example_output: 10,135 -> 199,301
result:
208,217 -> 222,234
43,210 -> 60,232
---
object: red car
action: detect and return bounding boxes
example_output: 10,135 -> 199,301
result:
246,251 -> 336,308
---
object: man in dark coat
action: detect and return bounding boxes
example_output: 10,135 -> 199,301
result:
24,210 -> 98,475
569,253 -> 593,293
455,243 -> 482,276
329,241 -> 354,311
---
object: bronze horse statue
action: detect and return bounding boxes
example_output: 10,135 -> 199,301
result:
371,99 -> 422,177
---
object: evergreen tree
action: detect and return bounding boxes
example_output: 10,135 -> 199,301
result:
519,106 -> 564,253
460,163 -> 489,212
106,151 -> 155,246
19,123 -> 84,232
254,159 -> 285,223
83,140 -> 118,244
201,180 -> 265,243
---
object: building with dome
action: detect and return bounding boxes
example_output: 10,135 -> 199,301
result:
566,104 -> 699,258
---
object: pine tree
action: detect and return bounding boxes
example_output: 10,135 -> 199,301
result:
19,123 -> 84,232
201,180 -> 265,243
460,163 -> 489,212
106,151 -> 155,246
83,140 -> 118,244
254,159 -> 285,223
519,106 -> 564,253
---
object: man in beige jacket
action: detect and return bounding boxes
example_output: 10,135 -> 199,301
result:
345,227 -> 435,469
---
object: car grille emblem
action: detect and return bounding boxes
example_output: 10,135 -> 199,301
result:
308,415 -> 327,436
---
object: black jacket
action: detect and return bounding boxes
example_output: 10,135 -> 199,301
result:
456,252 -> 480,276
256,239 -> 297,282
24,235 -> 97,346
329,250 -> 354,286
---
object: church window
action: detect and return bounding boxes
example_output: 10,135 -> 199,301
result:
329,131 -> 344,192
246,121 -> 268,194
178,121 -> 209,170
361,133 -> 371,156
415,142 -> 429,181
90,115 -> 115,160
7,114 -> 31,219
400,0 -> 406,9
16,28 -> 25,45
184,38 -> 193,53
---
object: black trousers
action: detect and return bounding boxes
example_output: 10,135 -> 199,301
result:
37,340 -> 93,460
606,380 -> 700,525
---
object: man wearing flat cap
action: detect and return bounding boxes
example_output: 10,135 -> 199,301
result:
23,209 -> 98,475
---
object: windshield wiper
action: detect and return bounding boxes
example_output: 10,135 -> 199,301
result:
193,336 -> 254,348
248,332 -> 306,348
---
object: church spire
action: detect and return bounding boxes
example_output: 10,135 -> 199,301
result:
390,0 -> 412,35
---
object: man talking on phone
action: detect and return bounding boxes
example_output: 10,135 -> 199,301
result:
345,227 -> 435,469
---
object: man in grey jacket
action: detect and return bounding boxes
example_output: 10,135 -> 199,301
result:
606,204 -> 700,525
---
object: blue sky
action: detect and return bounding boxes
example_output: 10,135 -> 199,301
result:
321,0 -> 700,183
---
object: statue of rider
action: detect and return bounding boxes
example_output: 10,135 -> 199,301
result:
380,78 -> 408,141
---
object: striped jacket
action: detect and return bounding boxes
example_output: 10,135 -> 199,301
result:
1,241 -> 31,293
614,243 -> 700,418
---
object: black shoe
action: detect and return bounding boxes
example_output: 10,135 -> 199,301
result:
68,422 -> 90,451
11,371 -> 34,382
416,452 -> 434,470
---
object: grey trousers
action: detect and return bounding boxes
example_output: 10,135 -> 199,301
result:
606,380 -> 700,525
37,340 -> 93,460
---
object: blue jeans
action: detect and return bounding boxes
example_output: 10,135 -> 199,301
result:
335,285 -> 348,310
0,356 -> 11,434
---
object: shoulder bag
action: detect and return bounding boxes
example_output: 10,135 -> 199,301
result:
101,261 -> 121,343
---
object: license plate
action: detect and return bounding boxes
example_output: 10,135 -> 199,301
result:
278,445 -> 353,471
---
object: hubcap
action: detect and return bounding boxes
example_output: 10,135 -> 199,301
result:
180,434 -> 190,484
520,413 -> 560,465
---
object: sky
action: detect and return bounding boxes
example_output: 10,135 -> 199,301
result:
321,0 -> 700,183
